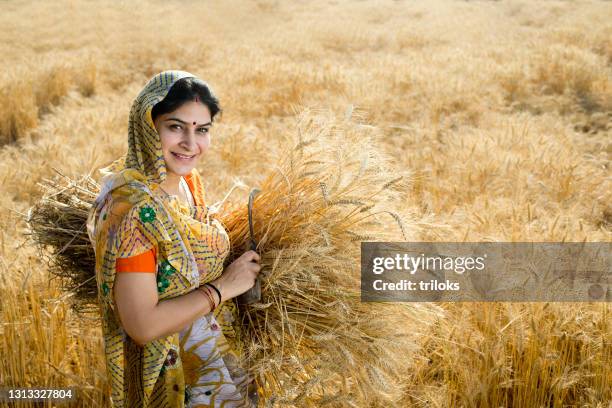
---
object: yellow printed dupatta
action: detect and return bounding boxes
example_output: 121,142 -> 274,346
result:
86,71 -> 242,407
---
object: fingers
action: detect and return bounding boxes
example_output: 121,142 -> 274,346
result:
242,249 -> 261,263
251,264 -> 261,283
247,259 -> 261,279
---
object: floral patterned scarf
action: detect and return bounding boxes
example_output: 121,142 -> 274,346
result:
86,70 -> 239,407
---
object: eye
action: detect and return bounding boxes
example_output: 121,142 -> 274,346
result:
170,124 -> 182,131
197,128 -> 210,134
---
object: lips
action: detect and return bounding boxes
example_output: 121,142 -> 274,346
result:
172,152 -> 196,161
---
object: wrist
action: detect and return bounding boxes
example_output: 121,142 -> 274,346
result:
208,279 -> 224,303
195,286 -> 217,313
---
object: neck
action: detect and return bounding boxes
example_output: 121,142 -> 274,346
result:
160,172 -> 182,196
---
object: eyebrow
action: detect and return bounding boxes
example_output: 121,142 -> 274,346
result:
165,118 -> 212,126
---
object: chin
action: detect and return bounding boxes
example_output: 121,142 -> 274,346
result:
166,155 -> 199,177
165,163 -> 194,177
171,167 -> 193,177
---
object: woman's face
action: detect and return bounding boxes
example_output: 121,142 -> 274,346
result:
153,100 -> 212,177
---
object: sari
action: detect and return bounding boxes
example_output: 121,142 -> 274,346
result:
86,70 -> 256,407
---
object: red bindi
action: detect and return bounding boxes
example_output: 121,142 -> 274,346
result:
193,121 -> 196,125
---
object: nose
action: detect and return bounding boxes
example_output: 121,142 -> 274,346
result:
180,127 -> 198,151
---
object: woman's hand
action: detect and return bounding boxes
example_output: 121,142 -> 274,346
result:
209,250 -> 261,302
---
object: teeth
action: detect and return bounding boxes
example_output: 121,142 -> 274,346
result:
173,152 -> 194,159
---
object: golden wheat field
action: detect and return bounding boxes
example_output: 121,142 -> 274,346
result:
0,0 -> 610,406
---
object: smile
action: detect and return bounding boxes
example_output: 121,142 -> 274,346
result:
172,152 -> 196,160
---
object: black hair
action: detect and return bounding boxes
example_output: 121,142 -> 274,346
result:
151,77 -> 222,123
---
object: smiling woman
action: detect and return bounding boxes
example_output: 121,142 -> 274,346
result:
86,71 -> 261,407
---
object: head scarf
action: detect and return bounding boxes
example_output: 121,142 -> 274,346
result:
86,70 -> 239,407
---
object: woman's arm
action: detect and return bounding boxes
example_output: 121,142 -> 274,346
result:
113,273 -> 214,346
113,250 -> 261,346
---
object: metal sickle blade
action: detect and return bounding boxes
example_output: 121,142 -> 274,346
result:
238,187 -> 263,305
248,188 -> 261,251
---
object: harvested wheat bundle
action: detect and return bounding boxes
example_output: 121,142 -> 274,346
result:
25,170 -> 100,314
25,108 -> 442,406
220,109 -> 443,406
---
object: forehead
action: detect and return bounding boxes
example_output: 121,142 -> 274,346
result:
162,101 -> 211,121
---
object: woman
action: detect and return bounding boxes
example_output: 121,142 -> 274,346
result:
86,70 -> 261,407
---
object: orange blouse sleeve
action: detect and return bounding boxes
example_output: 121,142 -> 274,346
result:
116,247 -> 157,273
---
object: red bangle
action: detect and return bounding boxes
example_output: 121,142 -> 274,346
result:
196,286 -> 215,312
205,282 -> 222,304
205,287 -> 216,311
198,286 -> 217,312
202,286 -> 216,311
198,290 -> 215,310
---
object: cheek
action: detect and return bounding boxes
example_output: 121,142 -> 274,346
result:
198,136 -> 211,151
159,131 -> 179,152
